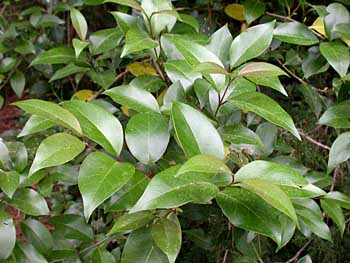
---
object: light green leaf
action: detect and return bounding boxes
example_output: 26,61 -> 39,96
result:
229,21 -> 275,68
176,155 -> 232,187
125,112 -> 170,164
111,11 -> 139,35
334,23 -> 350,39
62,100 -> 123,156
0,171 -> 19,198
273,22 -> 319,45
0,209 -> 16,260
171,102 -> 225,159
105,171 -> 150,212
217,187 -> 292,248
230,92 -> 300,140
235,160 -> 307,186
104,0 -> 142,10
21,219 -> 53,256
246,76 -> 287,96
49,63 -> 89,82
104,85 -> 160,113
324,3 -> 350,40
10,70 -> 25,97
320,199 -> 345,237
121,27 -> 158,57
70,7 -> 88,40
191,62 -> 227,75
130,165 -> 219,212
89,28 -> 123,55
320,42 -> 349,77
31,47 -> 76,65
13,99 -> 82,135
323,191 -> 350,209
121,226 -> 168,263
297,255 -> 312,263
152,213 -> 181,263
0,140 -> 10,170
319,100 -> 350,128
72,38 -> 89,58
237,62 -> 287,77
79,152 -> 135,220
29,133 -> 85,176
107,211 -> 154,235
9,188 -> 49,216
328,132 -> 350,171
237,179 -> 298,224
18,115 -> 56,137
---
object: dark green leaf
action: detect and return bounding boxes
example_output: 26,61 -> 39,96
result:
10,188 -> 49,216
107,211 -> 154,235
320,199 -> 345,237
0,209 -> 16,260
328,132 -> 350,171
89,28 -> 123,55
320,42 -> 349,77
0,171 -> 19,198
10,70 -> 25,97
273,22 -> 319,45
31,47 -> 76,65
49,64 -> 89,82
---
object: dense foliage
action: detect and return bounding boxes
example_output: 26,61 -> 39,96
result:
1,0 -> 350,262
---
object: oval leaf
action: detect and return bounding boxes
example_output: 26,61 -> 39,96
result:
10,188 -> 49,216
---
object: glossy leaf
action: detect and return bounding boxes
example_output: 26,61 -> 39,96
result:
87,69 -> 115,90
171,102 -> 225,159
320,199 -> 345,236
10,70 -> 25,97
18,115 -> 56,137
320,42 -> 349,77
131,165 -> 219,212
89,28 -> 123,55
108,211 -> 154,235
125,112 -> 170,164
273,22 -> 319,45
13,243 -> 48,263
246,76 -> 287,96
70,7 -> 88,40
0,171 -> 19,198
0,209 -> 16,260
243,0 -> 265,24
14,99 -> 82,135
91,248 -> 116,263
324,3 -> 350,40
31,47 -> 76,65
111,11 -> 139,34
229,21 -> 275,68
29,133 -> 85,176
62,100 -> 123,156
79,152 -> 135,220
72,38 -> 89,58
191,62 -> 227,75
49,63 -> 89,82
237,62 -> 287,77
104,0 -> 141,10
229,92 -> 301,140
104,85 -> 160,113
121,27 -> 158,57
328,132 -> 350,171
323,191 -> 350,209
9,188 -> 49,216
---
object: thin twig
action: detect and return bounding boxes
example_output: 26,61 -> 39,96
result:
277,60 -> 308,85
265,11 -> 296,22
286,239 -> 313,263
297,129 -> 330,150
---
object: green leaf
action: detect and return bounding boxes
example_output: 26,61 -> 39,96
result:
6,141 -> 26,173
29,133 -> 85,176
91,248 -> 116,263
191,62 -> 227,74
79,152 -> 135,220
235,160 -> 307,186
87,69 -> 115,90
162,81 -> 186,110
320,199 -> 345,237
319,100 -> 350,128
273,22 -> 319,45
105,171 -> 149,212
152,213 -> 182,263
334,23 -> 350,39
243,0 -> 265,24
130,165 -> 219,212
171,102 -> 225,159
163,34 -> 225,91
237,62 -> 287,77
62,100 -> 123,156
0,171 -> 19,198
176,155 -> 232,187
121,226 -> 168,263
324,3 -> 350,40
0,57 -> 17,74
237,179 -> 298,224
205,24 -> 233,68
0,209 -> 16,260
89,28 -> 123,55
9,188 -> 49,216
49,214 -> 93,241
0,140 -> 10,170
70,7 -> 88,40
164,60 -> 201,91
104,85 -> 160,113
111,11 -> 139,35
217,187 -> 292,248
323,191 -> 350,209
328,132 -> 350,171
121,27 -> 158,57
10,70 -> 25,97
21,219 -> 53,256
130,75 -> 164,93
72,38 -> 89,58
103,0 -> 142,10
13,99 -> 82,135
18,115 -> 56,137
49,63 -> 89,82
230,92 -> 301,140
125,112 -> 170,164
13,243 -> 48,263
297,255 -> 312,263
178,14 -> 199,32
320,42 -> 349,77
246,76 -> 287,96
293,199 -> 332,242
302,46 -> 329,79
229,21 -> 275,68
107,211 -> 154,235
31,47 -> 76,65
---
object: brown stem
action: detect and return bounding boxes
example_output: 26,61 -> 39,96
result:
265,11 -> 296,22
286,239 -> 313,263
297,129 -> 330,151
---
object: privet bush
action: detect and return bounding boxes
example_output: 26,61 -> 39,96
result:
1,0 -> 350,262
